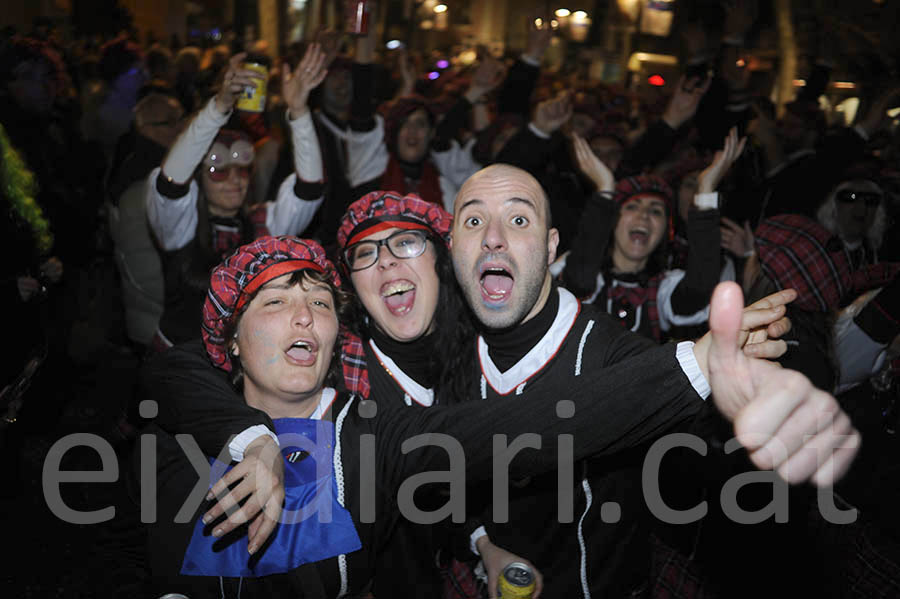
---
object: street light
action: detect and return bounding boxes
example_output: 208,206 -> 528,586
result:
554,8 -> 571,17
434,4 -> 448,13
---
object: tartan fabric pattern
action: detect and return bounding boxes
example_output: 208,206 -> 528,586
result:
614,175 -> 675,241
606,273 -> 664,342
755,215 -> 899,312
340,333 -> 370,398
201,236 -> 339,372
336,190 -> 453,250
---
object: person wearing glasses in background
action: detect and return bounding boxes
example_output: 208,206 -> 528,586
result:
817,167 -> 889,270
146,46 -> 331,350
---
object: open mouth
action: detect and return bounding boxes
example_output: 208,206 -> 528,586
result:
285,339 -> 317,365
381,280 -> 416,316
480,266 -> 514,303
628,228 -> 650,244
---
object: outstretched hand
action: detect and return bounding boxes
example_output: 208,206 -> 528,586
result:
284,43 -> 329,119
662,74 -> 712,130
702,282 -> 859,486
477,536 -> 544,599
203,434 -> 285,554
572,134 -> 615,193
532,91 -> 573,136
697,126 -> 746,193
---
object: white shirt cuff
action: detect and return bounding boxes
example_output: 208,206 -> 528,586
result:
528,122 -> 551,139
228,425 -> 279,462
520,54 -> 541,68
676,341 -> 710,400
470,526 -> 488,556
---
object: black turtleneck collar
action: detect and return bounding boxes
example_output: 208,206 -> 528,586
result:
481,285 -> 560,372
368,322 -> 435,388
396,155 -> 425,181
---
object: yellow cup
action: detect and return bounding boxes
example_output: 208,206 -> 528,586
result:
235,62 -> 268,113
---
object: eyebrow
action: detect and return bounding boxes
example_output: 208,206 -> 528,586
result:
457,196 -> 538,213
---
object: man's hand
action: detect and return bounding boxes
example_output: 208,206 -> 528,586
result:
532,91 -> 573,137
572,134 -> 615,193
703,283 -> 859,486
662,75 -> 712,130
202,434 -> 285,554
465,55 -> 507,104
720,217 -> 754,258
524,20 -> 553,63
738,288 -> 795,359
215,52 -> 267,115
477,537 -> 544,599
284,43 -> 329,119
697,126 -> 747,193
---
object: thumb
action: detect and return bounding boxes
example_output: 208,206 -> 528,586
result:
708,282 -> 745,371
282,62 -> 291,82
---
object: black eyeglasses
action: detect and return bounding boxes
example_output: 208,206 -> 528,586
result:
343,230 -> 429,271
836,190 -> 882,207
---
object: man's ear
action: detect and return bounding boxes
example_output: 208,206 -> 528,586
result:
547,227 -> 560,265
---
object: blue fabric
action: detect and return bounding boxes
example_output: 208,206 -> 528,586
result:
180,418 -> 362,577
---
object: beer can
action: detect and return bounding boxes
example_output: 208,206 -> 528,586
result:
498,562 -> 535,598
235,61 -> 268,113
345,0 -> 372,35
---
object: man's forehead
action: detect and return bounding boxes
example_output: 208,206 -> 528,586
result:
455,169 -> 546,213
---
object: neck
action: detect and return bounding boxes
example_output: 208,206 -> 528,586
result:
244,386 -> 323,419
207,204 -> 241,218
612,247 -> 648,274
482,284 -> 560,372
521,274 -> 554,324
368,324 -> 435,387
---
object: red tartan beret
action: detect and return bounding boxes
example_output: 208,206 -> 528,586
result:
613,175 -> 675,240
336,190 -> 452,250
754,215 -> 851,312
201,236 -> 340,372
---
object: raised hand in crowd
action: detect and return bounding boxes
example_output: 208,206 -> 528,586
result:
313,27 -> 343,68
464,54 -> 507,104
532,91 -> 573,137
40,256 -> 64,284
662,74 -> 712,130
720,217 -> 755,258
283,42 -> 329,119
17,276 -> 42,302
856,85 -> 900,138
354,25 -> 377,64
215,52 -> 267,115
477,536 -> 544,599
738,288 -> 795,359
524,18 -> 553,63
697,126 -> 746,193
572,133 -> 615,193
397,49 -> 417,97
696,282 -> 859,487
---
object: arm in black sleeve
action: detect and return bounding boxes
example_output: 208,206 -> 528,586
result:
615,120 -> 679,179
140,340 -> 274,456
670,208 -> 722,314
561,192 -> 617,298
493,124 -> 559,177
497,58 -> 540,117
431,96 -> 473,152
376,341 -> 704,486
350,62 -> 378,132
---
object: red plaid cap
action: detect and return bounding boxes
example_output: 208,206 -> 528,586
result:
756,215 -> 900,312
383,95 -> 433,155
755,215 -> 852,312
336,190 -> 453,250
613,175 -> 675,241
201,236 -> 340,372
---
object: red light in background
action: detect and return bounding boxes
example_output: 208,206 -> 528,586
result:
648,74 -> 665,86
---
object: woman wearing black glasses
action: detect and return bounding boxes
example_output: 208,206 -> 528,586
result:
145,45 -> 331,349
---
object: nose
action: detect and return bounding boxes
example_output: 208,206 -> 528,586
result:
292,301 -> 313,328
376,243 -> 398,269
481,219 -> 507,253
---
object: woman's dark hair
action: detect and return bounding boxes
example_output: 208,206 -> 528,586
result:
224,268 -> 355,390
601,205 -> 669,279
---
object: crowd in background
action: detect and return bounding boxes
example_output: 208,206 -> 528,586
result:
2,1 -> 900,596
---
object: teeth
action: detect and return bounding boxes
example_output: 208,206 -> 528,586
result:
381,281 -> 415,297
291,341 -> 311,350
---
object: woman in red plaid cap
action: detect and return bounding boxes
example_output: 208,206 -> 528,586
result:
558,128 -> 745,342
145,44 -> 332,349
